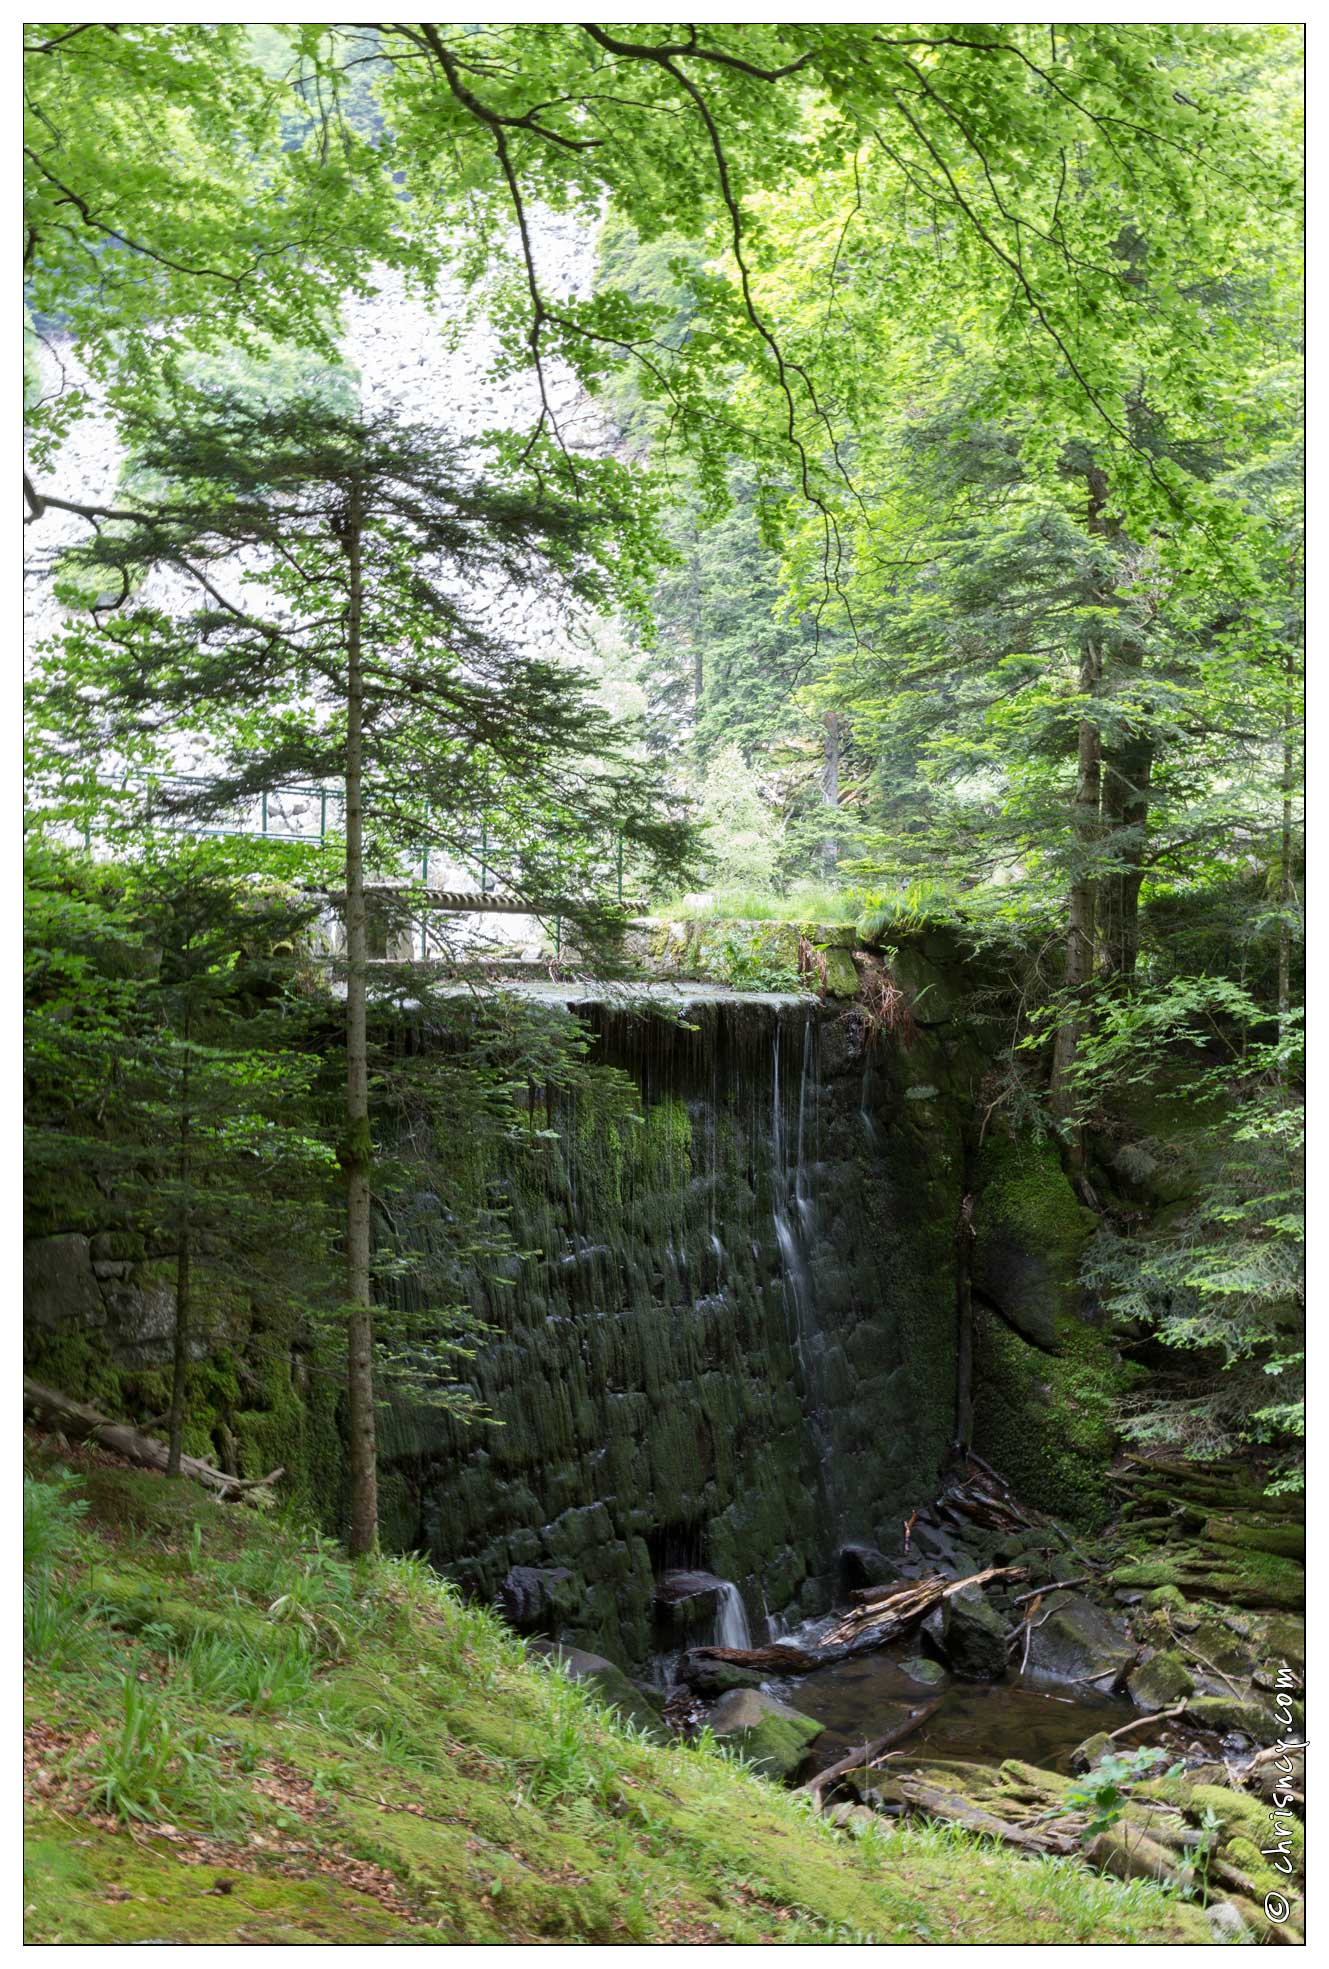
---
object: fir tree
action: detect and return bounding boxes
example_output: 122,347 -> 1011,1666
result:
31,392 -> 695,1551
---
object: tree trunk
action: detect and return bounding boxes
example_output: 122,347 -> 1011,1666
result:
690,545 -> 704,715
1097,725 -> 1154,983
1050,642 -> 1101,1124
953,1185 -> 976,1453
167,1234 -> 191,1477
343,491 -> 378,1557
1278,618 -> 1299,1022
166,1000 -> 192,1477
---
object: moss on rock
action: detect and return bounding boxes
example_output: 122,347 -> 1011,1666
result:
1110,1544 -> 1304,1612
973,1311 -> 1139,1527
1202,1514 -> 1305,1561
707,1688 -> 823,1780
1127,1650 -> 1194,1710
971,1133 -> 1097,1349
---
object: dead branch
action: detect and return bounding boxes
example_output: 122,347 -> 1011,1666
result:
24,1379 -> 282,1505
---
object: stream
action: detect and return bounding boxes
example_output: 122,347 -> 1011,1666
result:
777,1645 -> 1133,1777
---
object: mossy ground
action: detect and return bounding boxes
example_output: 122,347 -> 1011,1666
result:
1110,1543 -> 1306,1611
24,1450 -> 1212,1946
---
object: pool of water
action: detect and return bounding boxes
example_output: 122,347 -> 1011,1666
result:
775,1648 -> 1134,1777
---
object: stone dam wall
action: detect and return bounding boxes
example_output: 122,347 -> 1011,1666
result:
372,987 -> 984,1666
29,929 -> 1131,1671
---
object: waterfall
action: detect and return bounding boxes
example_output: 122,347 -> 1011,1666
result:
403,992 -> 962,1668
713,1580 -> 752,1651
770,1010 -> 840,1535
772,1016 -> 814,1364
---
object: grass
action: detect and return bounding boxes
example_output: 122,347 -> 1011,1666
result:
653,877 -> 967,939
22,1451 -> 1217,1946
654,883 -> 862,924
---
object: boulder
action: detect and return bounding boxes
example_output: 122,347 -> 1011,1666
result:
1142,1584 -> 1189,1613
898,1655 -> 947,1687
531,1641 -> 670,1742
1182,1618 -> 1252,1679
1184,1695 -> 1286,1743
707,1687 -> 823,1780
498,1564 -> 576,1632
1069,1731 -> 1113,1774
823,1801 -> 878,1832
653,1569 -> 723,1636
1128,1649 -> 1195,1711
677,1651 -> 766,1697
940,1584 -> 1008,1681
25,1233 -> 105,1331
1025,1592 -> 1132,1687
839,1543 -> 897,1591
970,1135 -> 1096,1349
1204,1901 -> 1253,1944
1249,1612 -> 1305,1673
911,1521 -> 963,1570
820,947 -> 859,998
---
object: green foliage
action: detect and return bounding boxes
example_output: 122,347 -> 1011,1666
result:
30,390 -> 697,935
22,14 -> 1304,1638
695,924 -> 804,993
1071,990 -> 1304,1485
23,832 -> 340,1462
974,1308 -> 1142,1527
1060,1748 -> 1182,1842
23,23 -> 411,464
24,1468 -> 88,1574
79,1672 -> 244,1831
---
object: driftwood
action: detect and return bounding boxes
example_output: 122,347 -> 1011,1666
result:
879,1772 -> 1079,1857
845,1571 -> 948,1619
823,1565 -> 1028,1654
1105,1703 -> 1190,1743
798,1700 -> 942,1807
24,1379 -> 283,1504
690,1643 -> 822,1674
1011,1576 -> 1091,1607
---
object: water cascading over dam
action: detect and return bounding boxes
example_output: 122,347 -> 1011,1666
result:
382,993 -> 970,1668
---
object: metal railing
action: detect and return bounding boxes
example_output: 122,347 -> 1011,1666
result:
73,775 -> 636,957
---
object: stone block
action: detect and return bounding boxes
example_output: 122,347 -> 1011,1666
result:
25,1233 -> 105,1330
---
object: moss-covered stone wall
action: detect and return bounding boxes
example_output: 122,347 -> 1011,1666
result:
31,926 -> 1122,1666
379,997 -> 977,1666
24,1238 -> 346,1521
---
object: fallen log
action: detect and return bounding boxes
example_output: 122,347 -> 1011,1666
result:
884,1776 -> 1079,1857
798,1699 -> 942,1807
823,1565 -> 1028,1653
689,1643 -> 822,1674
829,1572 -> 947,1636
848,1572 -> 947,1614
23,1379 -> 283,1504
